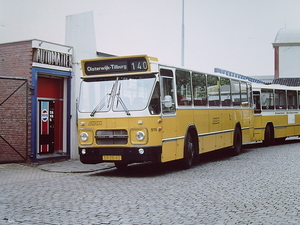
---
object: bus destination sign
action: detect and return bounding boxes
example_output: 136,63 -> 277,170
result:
83,58 -> 148,75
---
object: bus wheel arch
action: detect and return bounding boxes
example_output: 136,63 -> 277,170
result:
263,122 -> 274,146
181,126 -> 199,169
231,123 -> 242,156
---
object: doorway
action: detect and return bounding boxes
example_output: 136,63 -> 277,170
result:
37,76 -> 64,155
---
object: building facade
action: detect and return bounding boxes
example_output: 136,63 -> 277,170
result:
0,40 -> 73,163
273,28 -> 300,79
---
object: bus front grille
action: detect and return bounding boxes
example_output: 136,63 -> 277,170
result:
95,130 -> 128,145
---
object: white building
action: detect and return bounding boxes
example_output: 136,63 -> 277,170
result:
273,28 -> 300,79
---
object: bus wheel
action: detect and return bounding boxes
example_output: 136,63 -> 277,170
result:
231,127 -> 242,156
114,162 -> 128,170
263,125 -> 274,146
181,133 -> 195,169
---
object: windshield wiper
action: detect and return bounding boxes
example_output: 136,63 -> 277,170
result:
90,81 -> 116,117
116,84 -> 131,116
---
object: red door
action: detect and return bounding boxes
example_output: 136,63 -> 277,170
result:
38,76 -> 64,154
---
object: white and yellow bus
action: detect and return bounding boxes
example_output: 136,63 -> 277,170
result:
252,83 -> 300,145
78,55 -> 254,169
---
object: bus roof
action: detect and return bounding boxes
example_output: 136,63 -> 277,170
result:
80,54 -> 254,84
252,83 -> 300,91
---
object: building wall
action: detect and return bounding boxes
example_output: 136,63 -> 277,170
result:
279,46 -> 300,78
0,40 -> 33,80
65,11 -> 98,160
0,41 -> 33,162
274,46 -> 279,78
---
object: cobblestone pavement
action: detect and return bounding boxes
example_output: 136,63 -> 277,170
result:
1,139 -> 300,224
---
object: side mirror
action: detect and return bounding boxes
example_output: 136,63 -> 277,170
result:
163,95 -> 173,108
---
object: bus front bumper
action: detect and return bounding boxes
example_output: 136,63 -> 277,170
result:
78,146 -> 162,164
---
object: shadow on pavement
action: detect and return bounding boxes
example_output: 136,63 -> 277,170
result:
88,147 -> 243,178
89,138 -> 300,178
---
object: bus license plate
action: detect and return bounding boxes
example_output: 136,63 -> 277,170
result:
102,155 -> 122,161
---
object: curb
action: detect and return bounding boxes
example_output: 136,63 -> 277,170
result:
36,161 -> 115,173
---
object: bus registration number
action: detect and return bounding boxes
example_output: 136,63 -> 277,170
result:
102,155 -> 122,161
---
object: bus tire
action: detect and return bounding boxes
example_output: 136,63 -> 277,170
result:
231,127 -> 242,156
263,125 -> 274,146
115,162 -> 128,170
181,132 -> 195,169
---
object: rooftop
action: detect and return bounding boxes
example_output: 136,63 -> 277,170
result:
273,78 -> 300,86
273,28 -> 300,46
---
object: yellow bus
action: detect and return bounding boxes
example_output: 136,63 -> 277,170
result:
78,55 -> 254,169
252,83 -> 300,145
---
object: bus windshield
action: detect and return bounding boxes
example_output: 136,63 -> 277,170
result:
79,75 -> 156,114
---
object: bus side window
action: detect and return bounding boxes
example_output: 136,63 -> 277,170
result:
275,90 -> 286,109
248,83 -> 253,107
207,75 -> 220,107
298,91 -> 300,109
240,82 -> 249,107
261,89 -> 274,110
220,77 -> 231,107
253,91 -> 261,114
160,69 -> 175,114
148,82 -> 161,115
192,73 -> 207,106
231,80 -> 241,107
287,90 -> 297,109
176,70 -> 192,106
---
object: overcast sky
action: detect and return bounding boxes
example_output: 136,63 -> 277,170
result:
1,0 -> 300,76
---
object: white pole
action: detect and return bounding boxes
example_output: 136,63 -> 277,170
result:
181,0 -> 185,67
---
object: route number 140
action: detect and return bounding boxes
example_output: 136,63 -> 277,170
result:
130,60 -> 148,71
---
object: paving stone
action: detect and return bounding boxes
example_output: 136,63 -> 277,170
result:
1,140 -> 300,224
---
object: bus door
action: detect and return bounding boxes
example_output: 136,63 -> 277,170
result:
160,69 -> 177,162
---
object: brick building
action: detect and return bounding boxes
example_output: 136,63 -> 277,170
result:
0,40 -> 73,163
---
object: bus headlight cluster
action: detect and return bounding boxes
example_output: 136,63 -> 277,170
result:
80,132 -> 89,142
130,128 -> 148,144
136,131 -> 145,141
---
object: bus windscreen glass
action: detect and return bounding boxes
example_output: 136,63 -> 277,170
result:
79,76 -> 156,114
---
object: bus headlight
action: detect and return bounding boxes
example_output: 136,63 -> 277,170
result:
79,129 -> 93,145
80,132 -> 89,142
130,128 -> 148,144
136,131 -> 145,141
